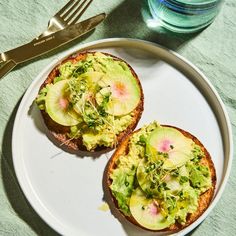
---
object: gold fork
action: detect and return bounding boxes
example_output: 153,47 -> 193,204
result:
35,0 -> 93,39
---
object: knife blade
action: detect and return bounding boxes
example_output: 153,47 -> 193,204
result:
0,13 -> 106,79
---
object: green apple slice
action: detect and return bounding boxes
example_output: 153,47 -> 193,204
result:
130,188 -> 175,230
96,73 -> 141,116
45,80 -> 80,126
147,127 -> 193,169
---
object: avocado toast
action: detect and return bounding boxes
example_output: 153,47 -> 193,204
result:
36,51 -> 144,151
106,121 -> 216,232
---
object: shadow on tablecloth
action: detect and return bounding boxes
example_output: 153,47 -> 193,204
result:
102,0 -> 200,51
1,100 -> 59,236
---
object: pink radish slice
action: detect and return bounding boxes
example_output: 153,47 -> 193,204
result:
148,201 -> 160,215
110,81 -> 130,101
148,127 -> 193,169
129,188 -> 175,230
158,139 -> 173,153
96,74 -> 141,116
59,97 -> 69,110
45,80 -> 80,126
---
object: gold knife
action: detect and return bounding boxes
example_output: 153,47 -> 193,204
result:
0,13 -> 106,79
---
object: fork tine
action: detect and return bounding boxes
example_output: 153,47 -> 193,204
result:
65,0 -> 92,24
69,0 -> 93,25
61,0 -> 83,19
56,0 -> 77,16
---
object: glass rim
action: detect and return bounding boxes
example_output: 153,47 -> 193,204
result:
167,0 -> 222,6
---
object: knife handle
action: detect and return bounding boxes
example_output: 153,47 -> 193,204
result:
0,60 -> 17,79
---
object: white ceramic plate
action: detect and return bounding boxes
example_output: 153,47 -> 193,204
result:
12,38 -> 233,236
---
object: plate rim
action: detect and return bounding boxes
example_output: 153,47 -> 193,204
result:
12,37 -> 233,236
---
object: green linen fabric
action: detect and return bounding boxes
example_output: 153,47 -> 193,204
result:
0,0 -> 235,235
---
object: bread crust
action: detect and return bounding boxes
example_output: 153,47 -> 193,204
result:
106,125 -> 216,232
38,51 -> 144,152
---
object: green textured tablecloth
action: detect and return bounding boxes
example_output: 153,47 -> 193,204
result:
0,0 -> 235,235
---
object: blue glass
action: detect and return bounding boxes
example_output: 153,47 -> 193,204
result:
146,0 -> 223,33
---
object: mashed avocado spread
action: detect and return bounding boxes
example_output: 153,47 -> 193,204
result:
36,52 -> 141,151
110,122 -> 212,229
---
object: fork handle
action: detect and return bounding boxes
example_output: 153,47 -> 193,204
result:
0,60 -> 17,79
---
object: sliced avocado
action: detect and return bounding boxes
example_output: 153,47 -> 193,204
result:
45,80 -> 80,126
130,188 -> 175,230
147,127 -> 193,169
96,73 -> 141,116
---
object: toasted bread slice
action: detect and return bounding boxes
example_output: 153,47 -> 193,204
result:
37,51 -> 144,152
106,125 -> 216,232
